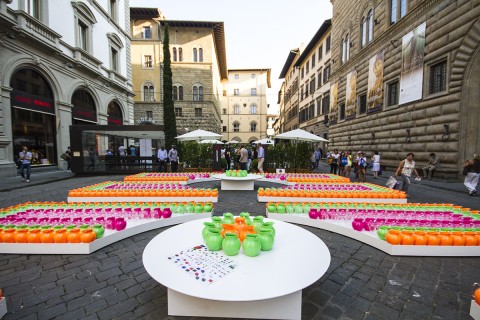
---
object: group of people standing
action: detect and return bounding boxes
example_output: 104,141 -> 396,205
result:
325,149 -> 381,182
223,143 -> 265,173
156,145 -> 179,172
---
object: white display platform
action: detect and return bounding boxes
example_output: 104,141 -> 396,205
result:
0,297 -> 6,319
258,195 -> 407,203
143,218 -> 331,319
472,300 -> 480,320
212,174 -> 263,190
0,213 -> 211,255
67,196 -> 217,203
266,212 -> 480,257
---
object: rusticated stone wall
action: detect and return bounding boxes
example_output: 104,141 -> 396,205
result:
328,0 -> 480,179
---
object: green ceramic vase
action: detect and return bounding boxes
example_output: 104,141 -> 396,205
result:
262,221 -> 276,238
258,228 -> 274,251
252,216 -> 265,233
205,228 -> 223,251
242,234 -> 261,257
92,224 -> 105,239
222,233 -> 241,256
222,212 -> 235,225
202,222 -> 217,240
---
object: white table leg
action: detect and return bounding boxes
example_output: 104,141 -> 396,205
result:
168,288 -> 302,320
220,179 -> 255,190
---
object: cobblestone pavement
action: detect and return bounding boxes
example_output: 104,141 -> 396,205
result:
0,172 -> 479,320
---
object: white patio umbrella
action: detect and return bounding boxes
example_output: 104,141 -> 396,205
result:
253,138 -> 274,145
199,139 -> 224,144
175,129 -> 222,141
225,140 -> 240,145
274,129 -> 329,171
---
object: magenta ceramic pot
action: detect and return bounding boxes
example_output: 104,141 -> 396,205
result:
114,218 -> 127,231
162,208 -> 172,219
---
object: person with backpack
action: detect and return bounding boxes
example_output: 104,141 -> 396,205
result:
339,151 -> 348,176
357,152 -> 368,182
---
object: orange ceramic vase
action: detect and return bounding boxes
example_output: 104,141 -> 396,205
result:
2,229 -> 16,243
438,233 -> 453,246
221,224 -> 236,238
80,229 -> 96,243
239,225 -> 255,243
40,229 -> 54,243
463,232 -> 477,246
14,229 -> 28,243
451,233 -> 465,246
27,229 -> 41,243
413,232 -> 428,245
400,231 -> 415,245
426,232 -> 441,246
54,229 -> 68,243
385,230 -> 402,245
67,229 -> 81,243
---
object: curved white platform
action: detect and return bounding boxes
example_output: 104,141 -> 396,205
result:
212,174 -> 263,190
266,212 -> 480,257
68,196 -> 217,203
0,213 -> 211,255
258,195 -> 407,203
143,218 -> 331,319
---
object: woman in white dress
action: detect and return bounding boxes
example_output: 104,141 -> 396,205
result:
395,153 -> 421,198
371,151 -> 381,179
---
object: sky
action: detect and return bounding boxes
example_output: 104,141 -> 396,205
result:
130,0 -> 333,112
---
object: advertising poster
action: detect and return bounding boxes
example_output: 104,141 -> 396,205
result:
345,70 -> 357,119
399,22 -> 426,105
367,52 -> 384,112
329,82 -> 339,124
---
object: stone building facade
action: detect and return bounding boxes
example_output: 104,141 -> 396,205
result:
0,0 -> 133,177
130,8 -> 227,139
328,0 -> 480,179
221,69 -> 271,143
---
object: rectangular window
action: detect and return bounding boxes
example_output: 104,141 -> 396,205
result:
306,61 -> 309,74
222,126 -> 227,132
28,0 -> 40,19
387,81 -> 399,106
234,89 -> 239,96
143,55 -> 152,68
325,35 -> 331,53
310,78 -> 315,94
316,98 -> 321,116
323,65 -> 330,83
175,107 -> 182,117
391,0 -> 398,24
235,74 -> 239,80
143,27 -> 152,39
195,108 -> 202,117
110,0 -> 117,22
309,103 -> 315,119
429,60 -> 447,94
301,67 -> 304,79
251,74 -> 256,78
359,94 -> 367,114
111,48 -> 118,71
251,88 -> 257,96
318,45 -> 323,60
322,95 -> 330,114
311,53 -> 316,68
222,108 -> 227,115
78,21 -> 88,51
317,70 -> 322,87
146,111 -> 153,119
339,103 -> 346,120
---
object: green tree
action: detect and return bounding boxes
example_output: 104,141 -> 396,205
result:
162,24 -> 177,149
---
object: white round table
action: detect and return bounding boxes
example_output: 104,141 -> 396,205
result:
212,173 -> 263,190
143,218 -> 331,319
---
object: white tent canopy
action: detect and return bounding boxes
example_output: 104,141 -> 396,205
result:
253,138 -> 274,145
199,139 -> 224,144
225,140 -> 240,145
176,129 -> 222,141
275,129 -> 329,142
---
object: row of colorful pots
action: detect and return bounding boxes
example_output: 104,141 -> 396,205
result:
68,188 -> 219,198
0,225 -> 103,243
258,188 -> 404,199
382,229 -> 480,246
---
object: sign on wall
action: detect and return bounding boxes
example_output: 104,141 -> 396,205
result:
345,70 -> 357,119
399,22 -> 426,105
329,82 -> 339,124
367,52 -> 384,112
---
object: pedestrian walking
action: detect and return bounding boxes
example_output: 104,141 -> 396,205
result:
63,146 -> 72,172
257,143 -> 265,173
315,148 -> 322,168
225,147 -> 231,170
463,154 -> 480,196
339,151 -> 347,176
18,146 -> 32,182
239,145 -> 248,170
311,151 -> 317,171
343,150 -> 353,179
329,149 -> 339,174
395,152 -> 421,198
357,152 -> 368,182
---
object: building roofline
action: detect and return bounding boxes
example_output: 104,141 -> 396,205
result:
294,19 -> 332,67
228,68 -> 271,87
279,49 -> 300,79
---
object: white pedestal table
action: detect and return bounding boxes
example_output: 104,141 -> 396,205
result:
142,218 -> 331,319
212,173 -> 263,190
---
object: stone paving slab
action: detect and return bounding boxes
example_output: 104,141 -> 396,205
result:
0,169 -> 478,319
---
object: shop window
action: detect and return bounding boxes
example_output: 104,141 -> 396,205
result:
72,89 -> 97,124
107,101 -> 123,125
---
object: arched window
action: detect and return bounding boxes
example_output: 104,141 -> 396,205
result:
199,48 -> 203,62
173,86 -> 178,101
143,83 -> 154,101
193,48 -> 197,62
107,101 -> 123,125
72,89 -> 97,124
179,47 -> 183,62
179,86 -> 183,100
172,85 -> 183,101
199,86 -> 203,101
361,17 -> 367,47
341,33 -> 350,64
233,105 -> 240,114
233,121 -> 240,132
250,121 -> 257,132
193,86 -> 198,101
362,9 -> 374,47
368,10 -> 373,43
173,48 -> 177,61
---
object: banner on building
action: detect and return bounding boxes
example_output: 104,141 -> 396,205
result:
367,52 -> 384,112
329,82 -> 339,124
399,22 -> 426,105
345,70 -> 357,120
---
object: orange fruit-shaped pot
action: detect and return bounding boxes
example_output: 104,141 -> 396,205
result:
80,229 -> 96,243
67,228 -> 81,243
426,232 -> 441,246
438,233 -> 453,246
2,229 -> 16,243
475,287 -> 480,305
385,230 -> 402,245
400,231 -> 415,245
413,232 -> 428,245
451,234 -> 465,246
221,224 -> 236,238
464,232 -> 478,246
14,229 -> 28,243
239,225 -> 255,243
